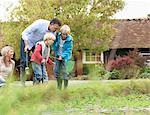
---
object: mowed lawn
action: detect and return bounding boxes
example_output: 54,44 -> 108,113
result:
0,79 -> 150,115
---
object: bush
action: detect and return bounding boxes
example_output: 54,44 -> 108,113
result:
83,64 -> 107,80
138,66 -> 150,79
128,49 -> 146,67
106,56 -> 134,71
139,73 -> 150,79
139,66 -> 150,74
119,65 -> 138,79
106,56 -> 141,79
107,69 -> 121,80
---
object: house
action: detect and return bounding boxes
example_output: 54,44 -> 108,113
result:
108,19 -> 150,58
106,19 -> 150,62
79,19 -> 150,75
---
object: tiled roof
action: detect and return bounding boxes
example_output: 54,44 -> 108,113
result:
110,19 -> 150,49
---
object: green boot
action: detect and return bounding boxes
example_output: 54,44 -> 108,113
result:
57,77 -> 62,90
64,79 -> 68,89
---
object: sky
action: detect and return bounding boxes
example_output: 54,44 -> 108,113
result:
0,0 -> 150,21
113,0 -> 150,19
0,0 -> 19,21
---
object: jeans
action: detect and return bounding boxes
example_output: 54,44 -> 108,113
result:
54,59 -> 69,80
20,38 -> 28,70
0,76 -> 6,87
20,38 -> 34,72
0,76 -> 6,83
31,62 -> 48,81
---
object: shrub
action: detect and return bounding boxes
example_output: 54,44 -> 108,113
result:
83,64 -> 107,80
106,56 -> 134,71
139,66 -> 150,74
138,66 -> 150,79
106,56 -> 140,79
107,69 -> 121,79
139,73 -> 150,79
128,49 -> 146,67
119,65 -> 138,79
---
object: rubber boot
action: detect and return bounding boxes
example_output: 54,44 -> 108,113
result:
64,79 -> 68,89
33,77 -> 40,85
57,77 -> 62,90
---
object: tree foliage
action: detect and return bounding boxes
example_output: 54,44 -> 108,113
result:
2,0 -> 124,59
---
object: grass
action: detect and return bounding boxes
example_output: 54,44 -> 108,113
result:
0,79 -> 150,115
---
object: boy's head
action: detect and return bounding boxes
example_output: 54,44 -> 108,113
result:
60,25 -> 70,40
43,32 -> 56,46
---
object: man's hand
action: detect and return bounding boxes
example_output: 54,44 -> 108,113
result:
24,45 -> 29,52
24,40 -> 29,52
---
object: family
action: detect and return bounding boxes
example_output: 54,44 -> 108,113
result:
0,18 -> 73,90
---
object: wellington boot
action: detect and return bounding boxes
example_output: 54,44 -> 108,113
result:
57,78 -> 62,90
64,79 -> 68,89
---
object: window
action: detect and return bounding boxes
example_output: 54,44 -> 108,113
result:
83,51 -> 103,64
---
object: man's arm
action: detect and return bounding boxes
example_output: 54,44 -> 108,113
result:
22,19 -> 42,51
24,40 -> 29,52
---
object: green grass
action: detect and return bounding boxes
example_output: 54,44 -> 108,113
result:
0,79 -> 150,115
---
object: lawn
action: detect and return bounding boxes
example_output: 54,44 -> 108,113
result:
0,79 -> 150,115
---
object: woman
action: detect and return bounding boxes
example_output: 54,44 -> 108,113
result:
52,25 -> 73,89
0,46 -> 15,85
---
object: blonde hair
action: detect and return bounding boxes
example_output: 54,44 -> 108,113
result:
43,32 -> 56,41
1,46 -> 14,56
60,25 -> 70,34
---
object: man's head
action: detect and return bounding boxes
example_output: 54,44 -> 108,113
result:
43,32 -> 56,46
49,18 -> 61,32
60,25 -> 70,40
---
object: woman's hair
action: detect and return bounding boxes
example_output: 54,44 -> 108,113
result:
43,32 -> 56,41
1,46 -> 14,56
60,25 -> 70,34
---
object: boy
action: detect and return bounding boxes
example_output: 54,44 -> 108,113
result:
31,32 -> 56,84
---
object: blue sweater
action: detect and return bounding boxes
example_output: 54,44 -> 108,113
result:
52,32 -> 73,62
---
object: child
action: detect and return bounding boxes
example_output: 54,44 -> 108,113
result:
52,25 -> 73,89
31,32 -> 56,84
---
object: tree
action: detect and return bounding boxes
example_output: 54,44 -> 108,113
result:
2,0 -> 124,59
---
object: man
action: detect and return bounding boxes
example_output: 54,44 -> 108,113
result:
20,18 -> 61,83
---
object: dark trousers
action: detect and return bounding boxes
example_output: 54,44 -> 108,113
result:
20,38 -> 34,84
20,38 -> 28,70
20,38 -> 35,70
54,59 -> 69,89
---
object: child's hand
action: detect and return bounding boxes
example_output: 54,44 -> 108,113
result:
52,62 -> 55,65
51,50 -> 54,56
41,59 -> 46,63
57,56 -> 62,60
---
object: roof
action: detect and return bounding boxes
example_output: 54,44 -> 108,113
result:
110,19 -> 150,49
